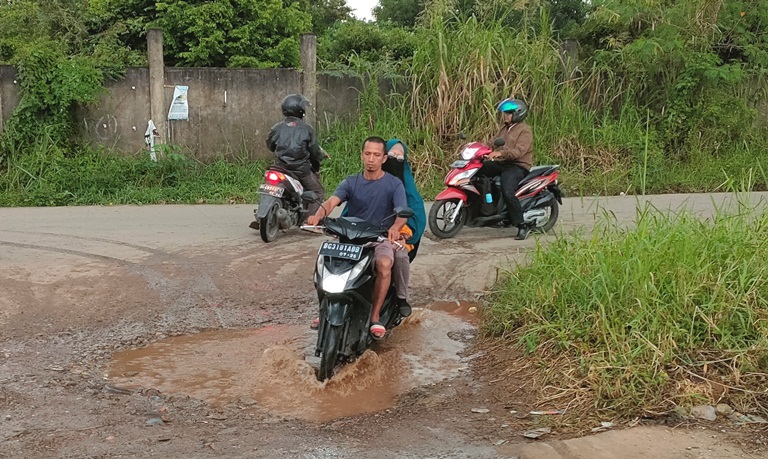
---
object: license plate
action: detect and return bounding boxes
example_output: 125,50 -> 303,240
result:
258,183 -> 284,198
319,241 -> 363,261
450,160 -> 469,168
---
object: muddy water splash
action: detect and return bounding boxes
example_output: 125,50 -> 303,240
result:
109,302 -> 479,422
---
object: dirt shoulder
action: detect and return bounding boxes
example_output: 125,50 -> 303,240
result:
1,195 -> 766,458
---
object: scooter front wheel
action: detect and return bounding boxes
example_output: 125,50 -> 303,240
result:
428,199 -> 465,239
317,323 -> 341,382
259,202 -> 281,242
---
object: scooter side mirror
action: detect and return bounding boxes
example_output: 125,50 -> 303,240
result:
493,137 -> 506,148
394,207 -> 414,219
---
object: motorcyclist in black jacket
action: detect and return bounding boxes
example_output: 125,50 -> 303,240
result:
266,94 -> 328,218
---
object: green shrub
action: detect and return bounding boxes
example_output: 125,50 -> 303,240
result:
486,193 -> 768,416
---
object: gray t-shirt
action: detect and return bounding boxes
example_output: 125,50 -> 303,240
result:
334,173 -> 408,228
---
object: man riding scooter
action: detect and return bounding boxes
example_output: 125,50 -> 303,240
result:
250,94 -> 328,231
309,138 -> 425,331
477,98 -> 534,240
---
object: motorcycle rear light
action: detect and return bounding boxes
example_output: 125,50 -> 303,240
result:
265,171 -> 286,185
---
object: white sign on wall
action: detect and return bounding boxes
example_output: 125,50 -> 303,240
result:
168,85 -> 189,121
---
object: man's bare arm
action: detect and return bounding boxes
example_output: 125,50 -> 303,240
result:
306,196 -> 341,225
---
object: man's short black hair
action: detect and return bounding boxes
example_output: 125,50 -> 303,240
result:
361,136 -> 386,151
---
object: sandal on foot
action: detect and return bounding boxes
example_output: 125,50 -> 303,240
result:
370,322 -> 386,340
310,317 -> 319,330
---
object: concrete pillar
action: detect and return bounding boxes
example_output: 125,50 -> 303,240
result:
147,28 -> 166,144
300,34 -> 317,127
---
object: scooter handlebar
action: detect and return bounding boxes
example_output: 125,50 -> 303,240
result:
377,235 -> 404,250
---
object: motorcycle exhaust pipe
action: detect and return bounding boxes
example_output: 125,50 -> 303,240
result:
523,209 -> 547,226
523,209 -> 546,220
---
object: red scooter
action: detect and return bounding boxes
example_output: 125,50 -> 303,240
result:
428,138 -> 563,239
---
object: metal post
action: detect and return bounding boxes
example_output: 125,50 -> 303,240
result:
300,34 -> 317,127
147,28 -> 166,145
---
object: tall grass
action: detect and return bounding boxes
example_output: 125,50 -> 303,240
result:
319,7 -> 768,199
0,132 -> 266,206
320,12 -> 613,197
317,56 -> 445,196
486,190 -> 768,417
409,11 -> 566,150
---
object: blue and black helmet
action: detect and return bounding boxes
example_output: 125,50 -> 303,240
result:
497,98 -> 528,124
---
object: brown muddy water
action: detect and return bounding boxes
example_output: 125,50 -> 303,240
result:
108,302 -> 480,422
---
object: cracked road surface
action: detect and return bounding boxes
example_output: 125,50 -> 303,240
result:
1,194 -> 764,458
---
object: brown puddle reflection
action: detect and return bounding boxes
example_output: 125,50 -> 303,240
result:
427,300 -> 481,323
109,302 -> 480,422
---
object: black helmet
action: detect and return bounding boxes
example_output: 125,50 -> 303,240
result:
497,98 -> 528,124
281,94 -> 310,118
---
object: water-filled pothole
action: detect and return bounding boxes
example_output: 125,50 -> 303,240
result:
109,301 -> 480,422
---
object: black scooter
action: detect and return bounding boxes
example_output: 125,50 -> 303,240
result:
303,208 -> 414,381
250,165 -> 320,243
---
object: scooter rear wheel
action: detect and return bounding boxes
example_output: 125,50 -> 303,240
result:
259,202 -> 280,243
428,199 -> 465,239
533,199 -> 559,233
317,323 -> 341,381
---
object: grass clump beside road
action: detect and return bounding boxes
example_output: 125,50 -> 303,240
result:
0,142 -> 268,207
485,195 -> 768,418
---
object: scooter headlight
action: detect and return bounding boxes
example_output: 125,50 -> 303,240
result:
320,254 -> 370,294
347,254 -> 370,285
447,169 -> 477,187
323,271 -> 351,293
460,147 -> 480,160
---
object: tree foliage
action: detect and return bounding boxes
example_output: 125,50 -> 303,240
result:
284,0 -> 353,34
578,0 -> 768,151
91,0 -> 312,68
319,20 -> 418,64
373,0 -> 425,27
0,1 -> 109,156
548,0 -> 588,35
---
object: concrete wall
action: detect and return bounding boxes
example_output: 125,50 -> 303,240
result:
81,67 -> 303,161
79,68 -> 151,155
163,67 -> 301,161
316,73 -> 364,127
315,74 -> 408,133
1,65 -> 369,161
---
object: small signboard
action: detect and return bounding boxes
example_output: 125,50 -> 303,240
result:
168,85 -> 189,121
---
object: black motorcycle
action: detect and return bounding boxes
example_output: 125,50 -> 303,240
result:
250,166 -> 320,243
304,208 -> 414,381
